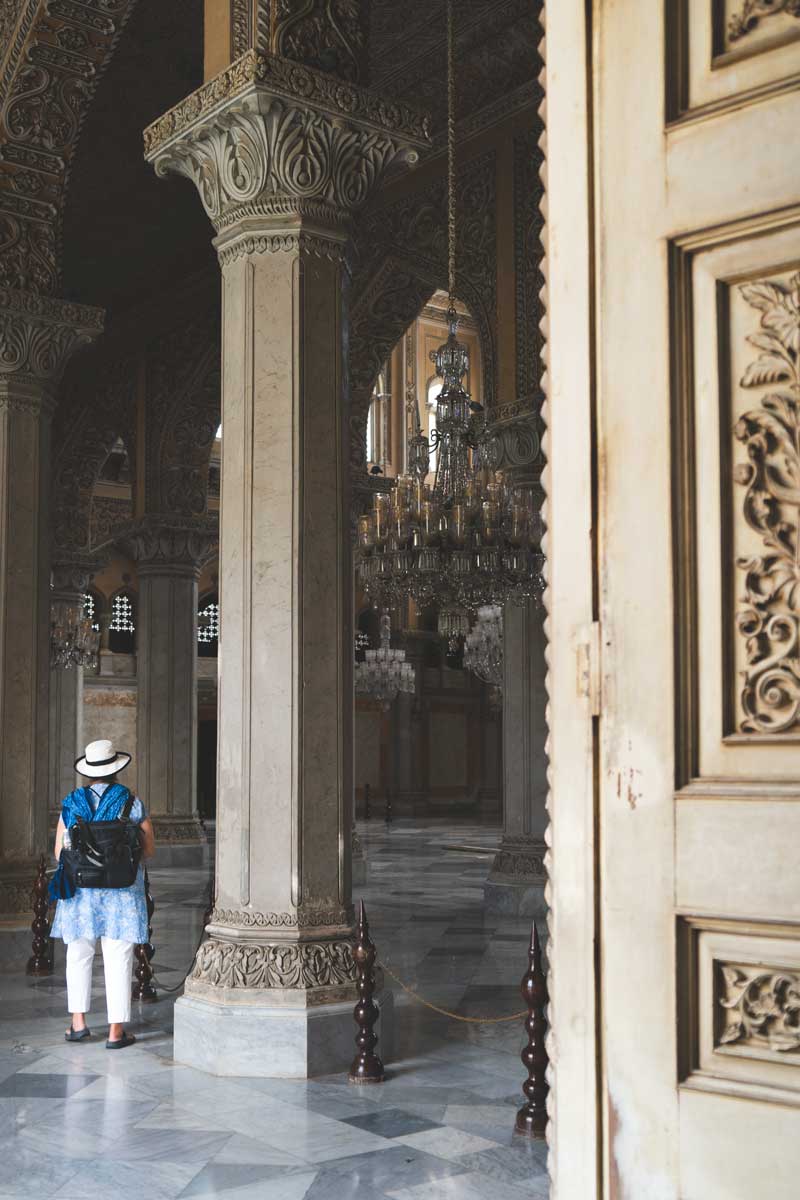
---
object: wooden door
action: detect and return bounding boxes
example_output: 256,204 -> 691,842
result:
545,2 -> 800,1197
590,3 -> 800,1197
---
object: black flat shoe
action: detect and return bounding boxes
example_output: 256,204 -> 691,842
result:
106,1033 -> 136,1050
65,1026 -> 91,1042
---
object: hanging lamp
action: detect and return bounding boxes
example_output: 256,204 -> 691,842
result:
355,0 -> 544,646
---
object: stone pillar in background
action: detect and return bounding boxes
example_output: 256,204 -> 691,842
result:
0,290 -> 102,914
126,519 -> 216,861
146,51 -> 428,1075
484,599 -> 548,916
48,557 -> 96,818
483,406 -> 547,917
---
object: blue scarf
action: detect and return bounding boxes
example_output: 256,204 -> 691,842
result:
48,783 -> 131,902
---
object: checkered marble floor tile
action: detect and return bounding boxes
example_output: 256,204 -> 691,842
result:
0,820 -> 549,1199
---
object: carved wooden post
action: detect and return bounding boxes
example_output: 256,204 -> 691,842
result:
515,920 -> 549,1138
132,868 -> 157,1002
349,900 -> 385,1084
26,856 -> 52,976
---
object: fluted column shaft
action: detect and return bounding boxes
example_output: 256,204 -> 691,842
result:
0,290 -> 102,913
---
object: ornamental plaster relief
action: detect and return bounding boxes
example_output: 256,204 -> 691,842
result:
0,285 -> 102,389
146,77 -> 427,236
0,0 -> 137,294
189,936 -> 356,990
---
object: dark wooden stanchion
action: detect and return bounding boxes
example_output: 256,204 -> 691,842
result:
348,900 -> 385,1084
364,783 -> 371,821
132,868 -> 157,1002
385,792 -> 393,826
515,921 -> 549,1138
26,856 -> 53,976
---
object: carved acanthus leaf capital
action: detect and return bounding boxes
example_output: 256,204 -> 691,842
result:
144,51 -> 430,236
50,552 -> 99,598
483,401 -> 543,486
117,514 -> 219,571
0,287 -> 103,391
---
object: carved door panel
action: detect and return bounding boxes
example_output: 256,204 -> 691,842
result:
593,3 -> 800,1197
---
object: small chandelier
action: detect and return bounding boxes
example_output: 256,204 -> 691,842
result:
355,0 -> 544,644
464,604 -> 503,690
50,596 -> 100,671
354,609 -> 415,710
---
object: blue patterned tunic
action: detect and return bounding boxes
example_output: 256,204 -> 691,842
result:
51,782 -> 149,944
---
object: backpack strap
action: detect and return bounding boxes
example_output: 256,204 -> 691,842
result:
119,791 -> 135,822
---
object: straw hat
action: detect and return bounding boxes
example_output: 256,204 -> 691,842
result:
74,738 -> 131,778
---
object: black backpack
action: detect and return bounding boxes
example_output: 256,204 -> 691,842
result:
63,793 -> 143,891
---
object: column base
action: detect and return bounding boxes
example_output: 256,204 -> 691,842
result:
483,878 -> 547,919
173,988 -> 394,1079
483,837 -> 547,918
151,815 -> 212,867
0,859 -> 39,919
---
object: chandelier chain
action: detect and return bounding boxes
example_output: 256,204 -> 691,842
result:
447,0 -> 456,303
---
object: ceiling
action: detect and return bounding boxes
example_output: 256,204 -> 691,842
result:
60,0 -> 535,321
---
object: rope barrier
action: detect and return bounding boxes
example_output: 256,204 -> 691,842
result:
378,959 -> 527,1024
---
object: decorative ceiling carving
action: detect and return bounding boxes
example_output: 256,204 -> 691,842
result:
370,0 -> 538,143
271,0 -> 369,84
0,0 -> 138,295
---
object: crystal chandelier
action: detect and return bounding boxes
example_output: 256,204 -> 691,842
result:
355,0 -> 544,645
464,605 -> 503,690
50,596 -> 100,671
354,609 -> 415,710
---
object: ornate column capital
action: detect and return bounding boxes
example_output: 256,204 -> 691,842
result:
50,552 -> 99,601
0,289 -> 104,405
484,398 -> 543,490
119,515 -> 219,576
143,50 -> 430,251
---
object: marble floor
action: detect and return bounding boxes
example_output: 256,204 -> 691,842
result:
0,821 -> 549,1199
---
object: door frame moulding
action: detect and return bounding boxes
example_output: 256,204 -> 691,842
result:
541,0 -> 602,1196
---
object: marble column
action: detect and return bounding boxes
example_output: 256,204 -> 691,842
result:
0,290 -> 102,914
126,519 -> 215,857
483,408 -> 547,917
146,53 -> 427,1075
48,558 -> 95,820
484,600 -> 548,916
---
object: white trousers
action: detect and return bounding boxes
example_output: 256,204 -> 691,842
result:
66,937 -> 134,1025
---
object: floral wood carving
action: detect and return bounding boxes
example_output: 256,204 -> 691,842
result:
734,272 -> 800,734
718,962 -> 800,1052
189,936 -> 356,989
728,0 -> 800,42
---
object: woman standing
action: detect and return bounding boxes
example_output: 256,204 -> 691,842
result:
51,739 -> 156,1049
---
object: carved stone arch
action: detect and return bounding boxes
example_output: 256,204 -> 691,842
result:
0,0 -> 139,294
349,256 -> 437,472
150,338 -> 221,517
352,143 -> 499,443
51,352 -> 137,554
